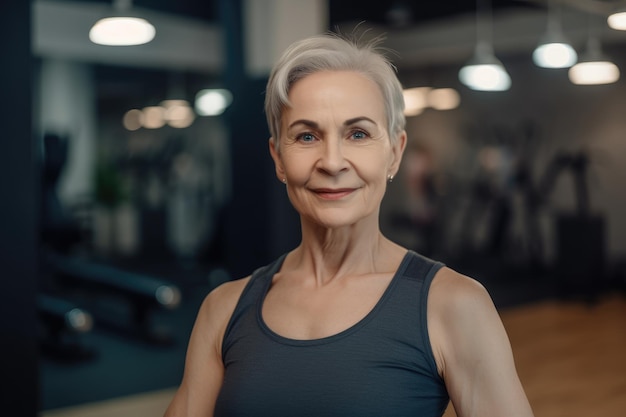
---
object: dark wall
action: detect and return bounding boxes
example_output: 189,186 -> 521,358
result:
0,0 -> 39,415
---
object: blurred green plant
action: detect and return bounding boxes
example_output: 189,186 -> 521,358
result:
94,160 -> 127,208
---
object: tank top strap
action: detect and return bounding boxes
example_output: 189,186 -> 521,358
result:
242,253 -> 287,301
398,251 -> 445,380
403,250 -> 445,285
221,253 -> 288,358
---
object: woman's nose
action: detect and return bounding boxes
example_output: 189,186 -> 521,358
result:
317,137 -> 348,175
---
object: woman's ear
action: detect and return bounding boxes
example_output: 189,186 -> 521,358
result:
389,130 -> 407,177
269,137 -> 286,181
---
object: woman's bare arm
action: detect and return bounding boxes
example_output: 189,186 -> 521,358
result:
164,278 -> 249,417
429,268 -> 534,417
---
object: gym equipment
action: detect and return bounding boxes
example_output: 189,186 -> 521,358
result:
448,120 -> 606,301
39,131 -> 182,347
38,294 -> 95,361
539,151 -> 606,298
44,252 -> 181,344
45,253 -> 180,310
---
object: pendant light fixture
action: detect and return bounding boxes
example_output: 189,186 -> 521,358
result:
195,89 -> 233,116
568,37 -> 620,85
89,0 -> 156,46
532,0 -> 577,68
568,15 -> 619,85
607,7 -> 626,30
459,0 -> 511,91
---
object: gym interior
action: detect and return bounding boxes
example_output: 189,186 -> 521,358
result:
2,1 -> 626,416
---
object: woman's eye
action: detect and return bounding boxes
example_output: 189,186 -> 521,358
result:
350,130 -> 368,140
298,132 -> 316,142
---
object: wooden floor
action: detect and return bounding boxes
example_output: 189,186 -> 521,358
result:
41,294 -> 626,417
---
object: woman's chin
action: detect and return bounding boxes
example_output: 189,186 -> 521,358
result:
302,210 -> 376,231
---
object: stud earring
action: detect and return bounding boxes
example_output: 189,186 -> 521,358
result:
282,178 -> 287,184
387,174 -> 394,183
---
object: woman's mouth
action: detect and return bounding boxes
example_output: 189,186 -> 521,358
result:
312,188 -> 355,200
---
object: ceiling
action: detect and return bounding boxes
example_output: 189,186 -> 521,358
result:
70,0 -> 543,29
47,0 -> 626,73
37,0 -> 626,110
38,0 -> 554,78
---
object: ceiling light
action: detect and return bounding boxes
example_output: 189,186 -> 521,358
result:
568,37 -> 620,85
142,106 -> 166,129
403,87 -> 430,116
428,88 -> 461,110
533,42 -> 578,68
195,89 -> 233,116
402,86 -> 461,116
89,0 -> 155,46
607,10 -> 626,30
569,61 -> 620,85
159,74 -> 195,128
122,109 -> 143,131
532,1 -> 577,69
459,42 -> 511,91
161,100 -> 195,128
459,0 -> 511,91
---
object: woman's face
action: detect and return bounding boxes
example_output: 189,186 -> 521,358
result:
270,70 -> 406,229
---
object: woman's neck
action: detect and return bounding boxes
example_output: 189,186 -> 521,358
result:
288,217 -> 404,287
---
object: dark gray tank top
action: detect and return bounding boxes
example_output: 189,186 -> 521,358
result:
214,250 -> 450,417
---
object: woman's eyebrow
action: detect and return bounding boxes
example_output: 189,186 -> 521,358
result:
288,117 -> 376,130
288,119 -> 319,130
344,116 -> 377,126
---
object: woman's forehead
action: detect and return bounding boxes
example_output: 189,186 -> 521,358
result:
284,71 -> 386,120
289,70 -> 380,95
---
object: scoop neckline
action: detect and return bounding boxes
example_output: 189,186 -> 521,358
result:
256,250 -> 412,346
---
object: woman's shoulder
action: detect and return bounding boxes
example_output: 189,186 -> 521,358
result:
429,266 -> 492,311
197,276 -> 252,326
205,276 -> 251,307
427,266 -> 499,339
427,266 -> 502,374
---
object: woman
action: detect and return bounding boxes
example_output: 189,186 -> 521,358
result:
164,33 -> 534,417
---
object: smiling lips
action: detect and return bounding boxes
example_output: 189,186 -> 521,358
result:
311,188 -> 356,200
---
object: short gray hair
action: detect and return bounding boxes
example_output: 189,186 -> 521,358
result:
264,33 -> 406,149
